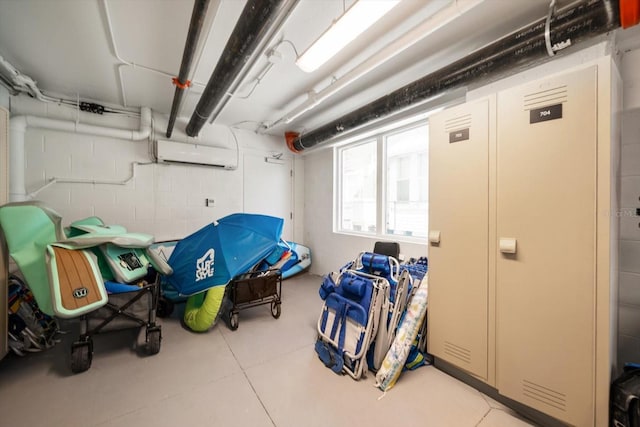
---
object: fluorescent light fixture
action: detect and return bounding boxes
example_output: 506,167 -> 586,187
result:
296,0 -> 401,73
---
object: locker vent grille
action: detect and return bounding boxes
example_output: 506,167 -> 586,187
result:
444,341 -> 471,364
523,86 -> 568,110
444,114 -> 472,132
522,379 -> 566,411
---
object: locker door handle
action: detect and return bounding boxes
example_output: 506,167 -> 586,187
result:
429,230 -> 441,245
499,238 -> 517,254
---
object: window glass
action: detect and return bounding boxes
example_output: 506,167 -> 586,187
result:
334,120 -> 429,241
385,124 -> 428,238
340,140 -> 377,233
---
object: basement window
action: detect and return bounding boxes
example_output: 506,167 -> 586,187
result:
335,121 -> 429,242
337,140 -> 378,234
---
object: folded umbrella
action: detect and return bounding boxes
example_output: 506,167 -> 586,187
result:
166,213 -> 284,296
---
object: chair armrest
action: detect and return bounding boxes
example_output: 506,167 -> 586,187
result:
145,247 -> 173,276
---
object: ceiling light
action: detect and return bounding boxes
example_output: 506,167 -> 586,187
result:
296,0 -> 401,73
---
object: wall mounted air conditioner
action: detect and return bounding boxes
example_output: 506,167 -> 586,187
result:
155,139 -> 237,169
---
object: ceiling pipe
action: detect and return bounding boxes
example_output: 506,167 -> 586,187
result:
101,0 -> 210,107
185,0 -> 298,137
0,73 -> 18,95
1,54 -> 53,104
262,0 -> 485,132
14,107 -> 151,141
1,54 -> 137,115
620,0 -> 639,27
9,107 -> 151,201
289,0 -> 632,152
166,0 -> 211,138
204,0 -> 298,126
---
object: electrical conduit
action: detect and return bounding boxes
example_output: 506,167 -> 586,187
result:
9,107 -> 151,201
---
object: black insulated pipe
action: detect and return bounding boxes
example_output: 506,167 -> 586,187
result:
166,0 -> 211,138
186,0 -> 290,137
292,0 -> 621,152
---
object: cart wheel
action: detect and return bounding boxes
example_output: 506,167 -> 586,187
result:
146,327 -> 162,355
229,312 -> 239,331
271,301 -> 281,319
156,297 -> 174,318
71,341 -> 93,374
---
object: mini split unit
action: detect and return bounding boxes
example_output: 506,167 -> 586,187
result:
155,140 -> 237,169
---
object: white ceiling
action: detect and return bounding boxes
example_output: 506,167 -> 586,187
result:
0,0 -> 607,138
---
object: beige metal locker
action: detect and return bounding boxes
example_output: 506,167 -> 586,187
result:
495,66 -> 597,426
428,98 -> 492,381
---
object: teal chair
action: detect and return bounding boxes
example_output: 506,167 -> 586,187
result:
0,201 -> 172,372
0,201 -> 87,317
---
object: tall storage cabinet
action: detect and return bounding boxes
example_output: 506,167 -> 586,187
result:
428,62 -> 618,426
496,66 -> 597,426
428,98 -> 494,383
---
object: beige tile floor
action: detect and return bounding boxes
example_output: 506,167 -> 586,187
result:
0,273 -> 537,427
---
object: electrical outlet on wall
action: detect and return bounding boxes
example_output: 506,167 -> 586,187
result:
206,198 -> 215,207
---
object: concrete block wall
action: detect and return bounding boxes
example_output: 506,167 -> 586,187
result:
618,47 -> 640,366
24,129 -> 243,239
10,95 -> 300,242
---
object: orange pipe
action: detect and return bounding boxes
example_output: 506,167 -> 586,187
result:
285,131 -> 301,153
621,0 -> 640,28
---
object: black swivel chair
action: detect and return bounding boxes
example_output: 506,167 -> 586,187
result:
373,241 -> 400,260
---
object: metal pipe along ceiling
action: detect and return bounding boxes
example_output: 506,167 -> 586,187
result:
262,0 -> 485,133
166,0 -> 211,138
289,0 -> 628,152
185,0 -> 298,137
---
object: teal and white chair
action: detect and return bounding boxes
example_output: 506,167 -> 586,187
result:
0,201 -> 172,373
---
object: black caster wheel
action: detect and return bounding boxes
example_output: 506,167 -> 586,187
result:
270,300 -> 281,319
145,326 -> 162,355
156,297 -> 174,318
71,340 -> 93,374
229,311 -> 239,331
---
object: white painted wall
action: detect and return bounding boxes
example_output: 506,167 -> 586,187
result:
9,94 -> 303,243
618,47 -> 640,367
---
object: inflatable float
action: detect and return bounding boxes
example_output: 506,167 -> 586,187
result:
270,241 -> 311,279
183,286 -> 226,332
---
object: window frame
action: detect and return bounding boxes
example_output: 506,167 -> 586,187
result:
335,137 -> 379,236
334,119 -> 429,243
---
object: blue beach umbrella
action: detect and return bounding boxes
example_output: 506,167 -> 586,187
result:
166,213 -> 284,296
